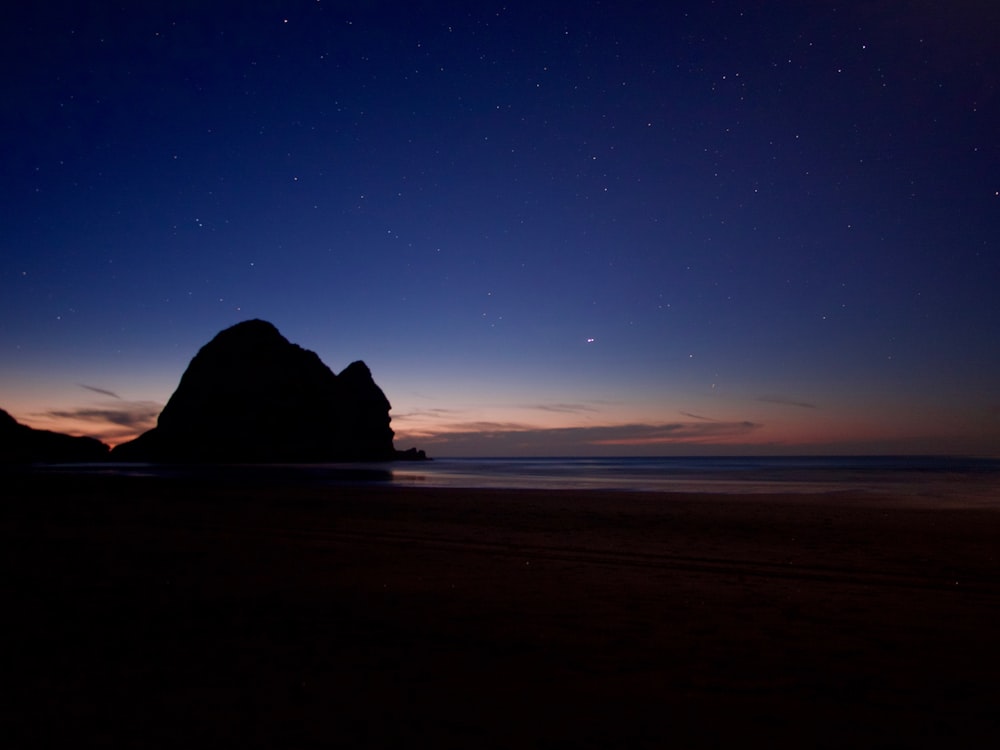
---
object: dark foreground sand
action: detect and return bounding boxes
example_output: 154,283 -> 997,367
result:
3,472 -> 1000,748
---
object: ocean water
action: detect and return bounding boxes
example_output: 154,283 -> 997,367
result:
387,455 -> 1000,500
31,455 -> 1000,503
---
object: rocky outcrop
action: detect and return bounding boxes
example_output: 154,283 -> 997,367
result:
111,319 -> 425,463
0,408 -> 110,464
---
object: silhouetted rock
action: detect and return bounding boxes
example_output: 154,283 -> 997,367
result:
395,446 -> 428,461
111,319 -> 426,463
0,408 -> 110,464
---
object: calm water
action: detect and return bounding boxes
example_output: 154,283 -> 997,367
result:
388,456 -> 1000,499
32,455 -> 1000,502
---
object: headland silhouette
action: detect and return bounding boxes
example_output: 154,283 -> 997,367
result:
3,319 -> 426,464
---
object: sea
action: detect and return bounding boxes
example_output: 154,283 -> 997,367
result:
387,455 -> 1000,499
32,455 -> 1000,503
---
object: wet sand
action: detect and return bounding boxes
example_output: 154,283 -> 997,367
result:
3,472 -> 1000,747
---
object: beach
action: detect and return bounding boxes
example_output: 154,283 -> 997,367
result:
4,472 -> 1000,748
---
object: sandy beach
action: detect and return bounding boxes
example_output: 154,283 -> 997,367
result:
3,472 -> 1000,748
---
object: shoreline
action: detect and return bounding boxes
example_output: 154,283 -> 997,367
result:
4,475 -> 1000,747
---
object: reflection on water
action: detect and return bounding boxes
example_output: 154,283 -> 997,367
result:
30,462 -> 395,485
389,456 -> 1000,501
22,455 -> 1000,504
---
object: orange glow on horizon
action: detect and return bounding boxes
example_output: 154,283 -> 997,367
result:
391,400 -> 997,456
10,408 -> 155,450
6,393 -> 996,458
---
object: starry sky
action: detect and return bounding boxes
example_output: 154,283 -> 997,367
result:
2,0 -> 999,457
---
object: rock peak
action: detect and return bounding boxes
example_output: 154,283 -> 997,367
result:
211,318 -> 285,343
112,321 -> 425,463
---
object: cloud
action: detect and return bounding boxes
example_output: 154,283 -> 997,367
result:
78,384 -> 121,399
40,401 -> 162,445
396,407 -> 464,417
524,403 -> 601,414
393,417 -> 535,442
423,420 -> 536,435
679,410 -> 716,421
391,407 -> 466,425
586,421 -> 762,446
757,395 -> 818,409
395,419 -> 763,456
46,405 -> 159,429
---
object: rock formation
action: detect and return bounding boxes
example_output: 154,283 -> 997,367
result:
0,408 -> 110,464
111,319 -> 426,462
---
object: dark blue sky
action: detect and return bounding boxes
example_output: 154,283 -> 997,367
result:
3,1 -> 999,455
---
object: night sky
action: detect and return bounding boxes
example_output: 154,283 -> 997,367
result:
3,1 -> 999,456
